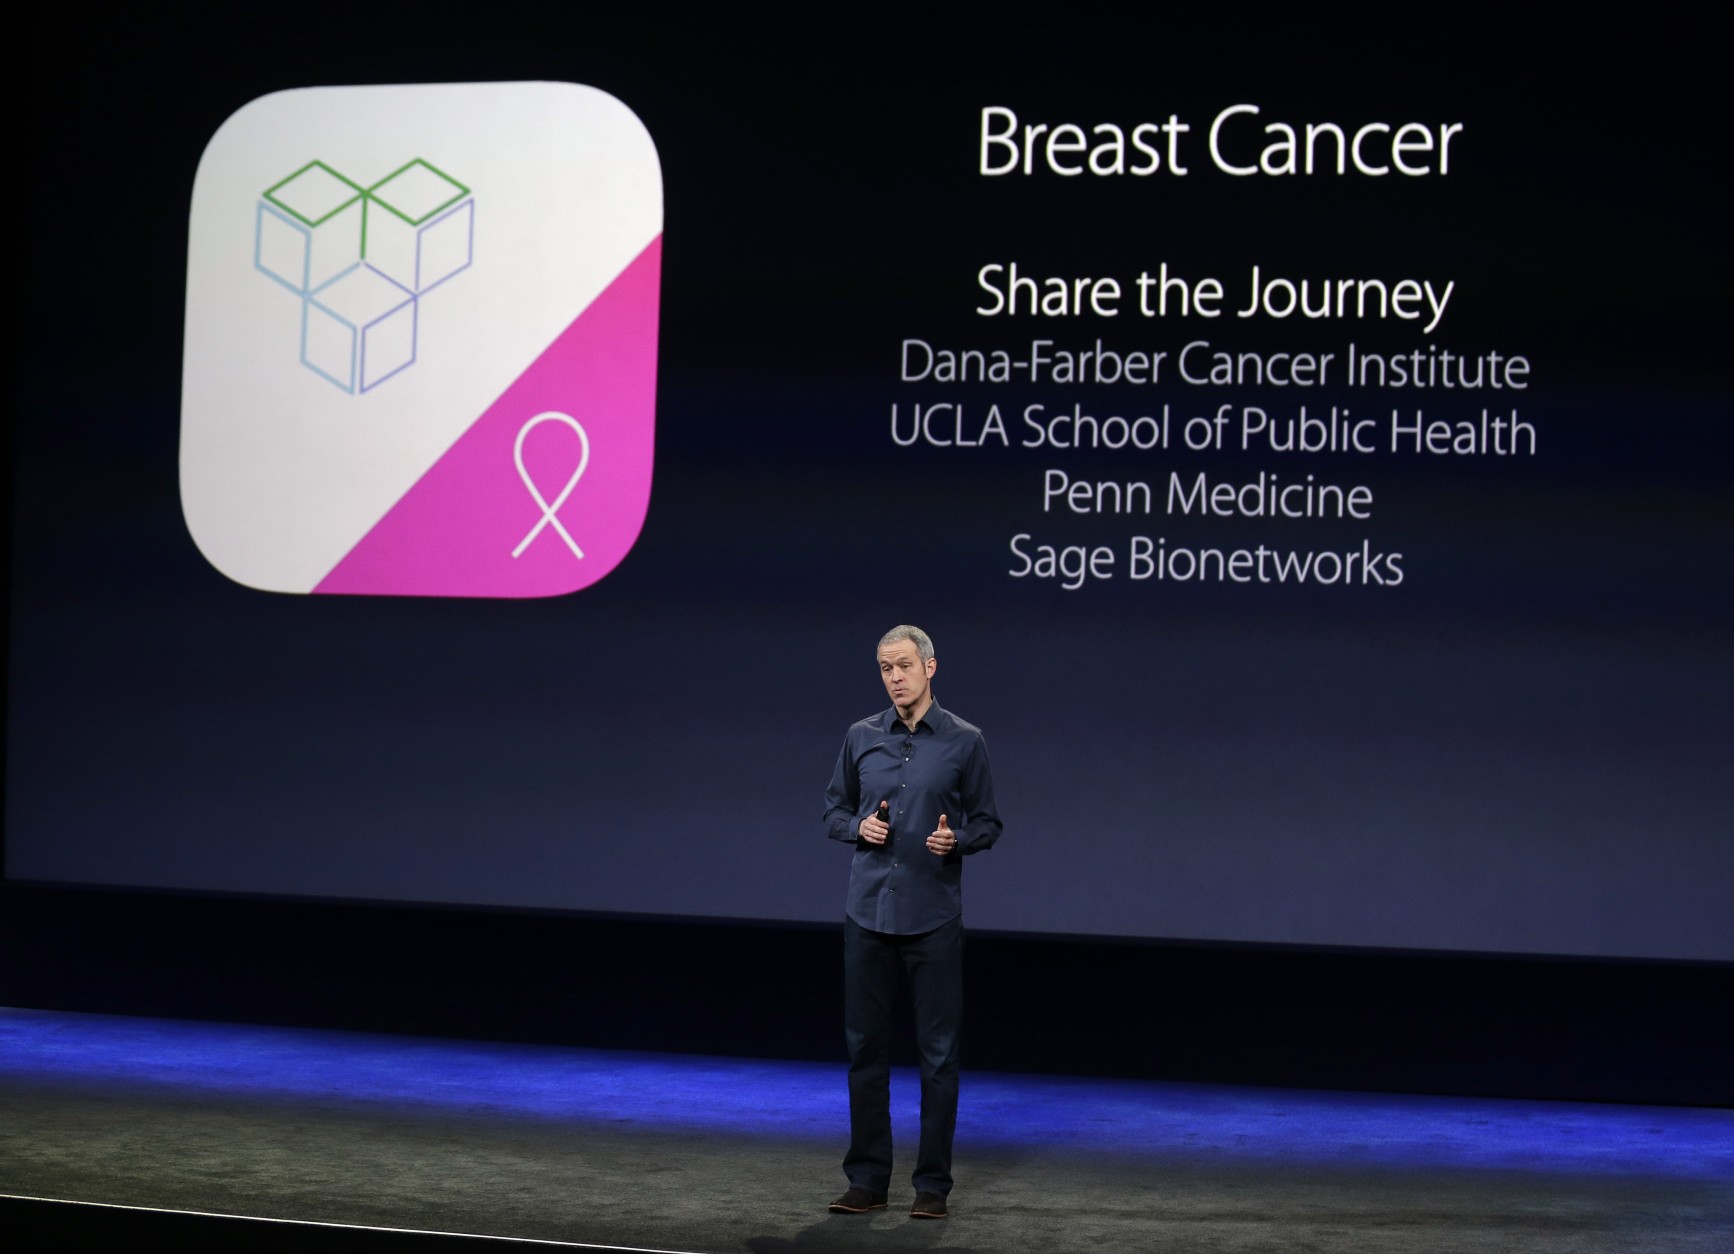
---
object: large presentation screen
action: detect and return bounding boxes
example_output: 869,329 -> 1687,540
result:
8,13 -> 1730,961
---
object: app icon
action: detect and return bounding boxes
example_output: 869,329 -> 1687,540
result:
182,82 -> 662,598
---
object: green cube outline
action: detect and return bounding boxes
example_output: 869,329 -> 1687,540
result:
364,159 -> 471,261
262,160 -> 367,227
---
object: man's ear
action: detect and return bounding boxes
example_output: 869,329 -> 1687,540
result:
926,657 -> 938,679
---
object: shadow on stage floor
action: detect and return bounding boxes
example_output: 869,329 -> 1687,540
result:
2,1007 -> 1729,1252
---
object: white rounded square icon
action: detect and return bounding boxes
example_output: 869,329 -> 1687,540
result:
181,82 -> 662,597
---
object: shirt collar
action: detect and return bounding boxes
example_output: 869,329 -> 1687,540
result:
880,700 -> 945,735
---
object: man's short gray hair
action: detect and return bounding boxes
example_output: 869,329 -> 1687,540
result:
878,624 -> 935,661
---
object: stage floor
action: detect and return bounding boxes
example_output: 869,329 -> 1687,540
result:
2,1006 -> 1729,1252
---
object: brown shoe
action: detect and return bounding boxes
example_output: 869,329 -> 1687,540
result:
910,1191 -> 948,1219
829,1187 -> 887,1214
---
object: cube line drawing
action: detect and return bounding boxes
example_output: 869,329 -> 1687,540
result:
363,158 -> 475,294
255,161 -> 366,294
254,157 -> 474,393
302,263 -> 419,394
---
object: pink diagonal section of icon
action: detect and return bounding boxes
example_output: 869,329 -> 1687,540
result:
314,237 -> 661,598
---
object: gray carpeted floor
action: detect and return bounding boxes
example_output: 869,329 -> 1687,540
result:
2,1009 -> 1731,1253
6,1079 -> 1732,1252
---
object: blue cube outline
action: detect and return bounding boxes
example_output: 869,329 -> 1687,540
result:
415,198 -> 476,294
255,156 -> 474,394
299,263 -> 420,394
255,201 -> 313,295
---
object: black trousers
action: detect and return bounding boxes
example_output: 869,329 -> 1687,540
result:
842,914 -> 963,1196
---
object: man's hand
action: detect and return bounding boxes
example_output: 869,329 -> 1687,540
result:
858,800 -> 891,846
927,814 -> 957,856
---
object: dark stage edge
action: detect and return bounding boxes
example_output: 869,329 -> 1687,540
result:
2,1009 -> 1730,1253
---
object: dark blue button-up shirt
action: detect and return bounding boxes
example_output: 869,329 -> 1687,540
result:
824,702 -> 1003,934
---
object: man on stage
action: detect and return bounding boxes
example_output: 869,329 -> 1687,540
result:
823,624 -> 1003,1220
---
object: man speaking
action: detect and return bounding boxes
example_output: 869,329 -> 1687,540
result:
823,625 -> 1003,1220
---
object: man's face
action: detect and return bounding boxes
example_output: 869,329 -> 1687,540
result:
879,639 -> 937,711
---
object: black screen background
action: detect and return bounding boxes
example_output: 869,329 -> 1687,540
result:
7,10 -> 1730,961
